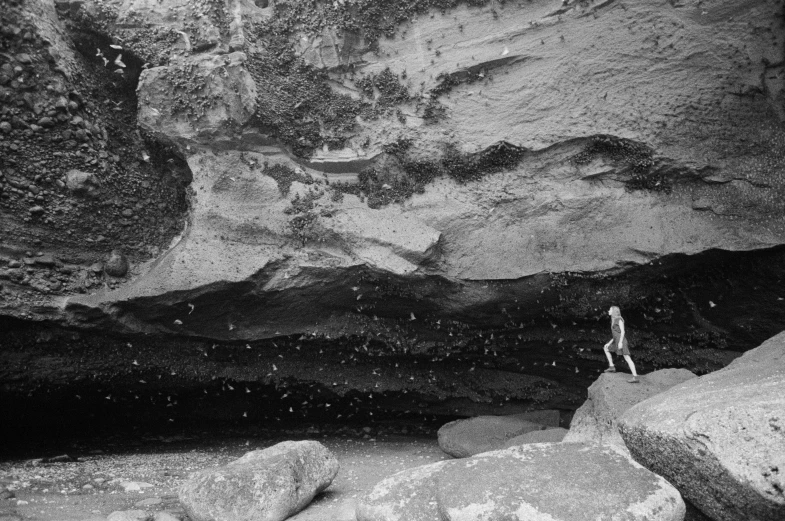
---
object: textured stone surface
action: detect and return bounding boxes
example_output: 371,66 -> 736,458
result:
563,369 -> 697,449
357,442 -> 685,521
179,440 -> 339,521
138,52 -> 257,144
619,332 -> 785,521
437,414 -> 547,458
502,427 -> 569,448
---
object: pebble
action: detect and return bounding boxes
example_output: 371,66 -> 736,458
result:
119,481 -> 154,493
107,510 -> 149,521
15,53 -> 33,64
0,121 -> 11,133
134,497 -> 162,507
104,250 -> 129,277
29,205 -> 44,214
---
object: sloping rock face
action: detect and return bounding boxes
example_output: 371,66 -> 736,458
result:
564,369 -> 697,449
618,332 -> 785,521
179,440 -> 339,521
437,412 -> 551,457
356,442 -> 686,521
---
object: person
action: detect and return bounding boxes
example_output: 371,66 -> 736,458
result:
603,306 -> 640,383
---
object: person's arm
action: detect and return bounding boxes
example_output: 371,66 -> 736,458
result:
618,319 -> 625,349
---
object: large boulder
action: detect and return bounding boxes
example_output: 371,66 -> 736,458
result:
437,412 -> 552,458
356,442 -> 685,521
619,332 -> 785,521
563,369 -> 697,449
179,440 -> 339,521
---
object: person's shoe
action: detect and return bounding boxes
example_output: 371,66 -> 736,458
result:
628,376 -> 640,383
604,366 -> 617,373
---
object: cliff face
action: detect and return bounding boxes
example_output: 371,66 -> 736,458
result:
1,0 -> 785,427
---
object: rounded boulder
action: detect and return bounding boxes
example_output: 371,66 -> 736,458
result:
179,440 -> 339,521
438,414 -> 547,458
357,442 -> 685,521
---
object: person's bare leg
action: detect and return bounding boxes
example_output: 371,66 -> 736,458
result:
622,355 -> 637,376
603,344 -> 616,371
623,354 -> 639,382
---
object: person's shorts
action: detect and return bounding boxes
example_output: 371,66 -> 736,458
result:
616,343 -> 630,356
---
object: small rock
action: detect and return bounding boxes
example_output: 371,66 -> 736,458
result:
15,53 -> 33,64
134,497 -> 162,508
104,250 -> 129,277
29,205 -> 44,214
107,510 -> 150,521
34,254 -> 58,267
119,482 -> 154,493
152,513 -> 180,521
153,512 -> 182,521
37,117 -> 54,127
42,454 -> 76,463
121,209 -> 134,218
0,121 -> 11,133
65,169 -> 99,196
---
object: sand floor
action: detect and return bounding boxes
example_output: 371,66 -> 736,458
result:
0,432 -> 448,521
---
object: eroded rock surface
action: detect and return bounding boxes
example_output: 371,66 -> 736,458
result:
357,442 -> 686,521
179,440 -> 339,521
619,332 -> 785,521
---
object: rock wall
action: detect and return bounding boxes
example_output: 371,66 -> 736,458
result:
33,0 -> 782,343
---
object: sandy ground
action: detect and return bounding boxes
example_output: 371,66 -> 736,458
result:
0,432 -> 448,521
